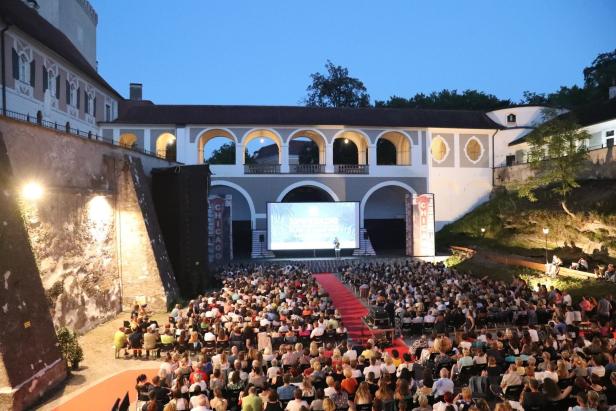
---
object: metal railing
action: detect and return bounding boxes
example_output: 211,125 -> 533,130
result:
497,143 -> 613,169
1,109 -> 176,162
289,164 -> 325,174
334,164 -> 369,174
244,163 -> 281,174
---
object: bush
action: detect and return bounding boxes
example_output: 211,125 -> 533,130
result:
56,327 -> 84,369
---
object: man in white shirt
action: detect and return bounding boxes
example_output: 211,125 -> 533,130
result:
363,358 -> 382,380
267,359 -> 281,379
286,389 -> 309,411
310,323 -> 325,339
432,368 -> 454,398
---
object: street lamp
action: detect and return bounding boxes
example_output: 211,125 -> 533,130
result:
480,227 -> 486,238
542,227 -> 549,263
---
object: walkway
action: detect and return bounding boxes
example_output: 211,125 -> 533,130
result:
50,367 -> 158,411
313,273 -> 407,352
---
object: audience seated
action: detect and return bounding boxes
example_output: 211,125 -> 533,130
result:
116,259 -> 616,411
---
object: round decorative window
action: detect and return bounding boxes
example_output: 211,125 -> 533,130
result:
464,137 -> 484,163
431,136 -> 448,163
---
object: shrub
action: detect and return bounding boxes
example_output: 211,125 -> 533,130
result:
56,327 -> 84,369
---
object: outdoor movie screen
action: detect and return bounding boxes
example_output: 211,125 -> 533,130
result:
267,202 -> 360,250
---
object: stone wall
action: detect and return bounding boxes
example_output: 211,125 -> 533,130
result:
0,131 -> 67,411
0,117 -> 180,333
494,146 -> 616,185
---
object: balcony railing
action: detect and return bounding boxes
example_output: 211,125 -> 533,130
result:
1,109 -> 174,161
289,164 -> 325,174
334,164 -> 369,174
244,164 -> 281,174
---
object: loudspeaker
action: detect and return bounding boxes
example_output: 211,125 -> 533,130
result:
259,234 -> 264,243
152,165 -> 211,297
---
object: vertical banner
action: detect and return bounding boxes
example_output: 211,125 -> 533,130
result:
405,194 -> 414,256
405,194 -> 436,257
412,194 -> 435,257
208,195 -> 233,264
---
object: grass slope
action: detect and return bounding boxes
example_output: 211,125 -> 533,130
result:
438,180 -> 616,266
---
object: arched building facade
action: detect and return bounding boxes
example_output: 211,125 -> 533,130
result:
103,104 -> 502,257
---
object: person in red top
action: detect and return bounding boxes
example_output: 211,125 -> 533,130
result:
189,361 -> 208,384
341,368 -> 358,395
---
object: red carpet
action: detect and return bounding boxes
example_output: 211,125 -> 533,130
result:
313,273 -> 408,353
52,367 -> 158,411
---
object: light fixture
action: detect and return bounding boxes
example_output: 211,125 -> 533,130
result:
344,138 -> 349,144
542,227 -> 549,235
480,227 -> 486,233
259,138 -> 265,144
21,182 -> 44,200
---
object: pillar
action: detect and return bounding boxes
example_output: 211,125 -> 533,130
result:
325,142 -> 334,173
281,143 -> 289,173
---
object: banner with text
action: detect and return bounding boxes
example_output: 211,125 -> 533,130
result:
405,193 -> 435,257
208,195 -> 233,264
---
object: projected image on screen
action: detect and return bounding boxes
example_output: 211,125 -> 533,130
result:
268,202 -> 359,250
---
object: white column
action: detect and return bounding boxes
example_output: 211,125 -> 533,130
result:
325,142 -> 334,173
235,143 -> 244,166
281,143 -> 289,173
144,129 -> 151,155
368,144 -> 377,171
175,127 -> 197,164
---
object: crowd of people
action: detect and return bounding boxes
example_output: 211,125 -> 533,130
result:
114,259 -> 616,411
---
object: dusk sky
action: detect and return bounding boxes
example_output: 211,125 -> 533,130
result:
91,0 -> 616,106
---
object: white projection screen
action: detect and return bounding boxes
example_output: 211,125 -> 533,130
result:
268,202 -> 360,250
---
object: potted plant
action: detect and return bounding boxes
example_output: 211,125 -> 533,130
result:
56,327 -> 84,371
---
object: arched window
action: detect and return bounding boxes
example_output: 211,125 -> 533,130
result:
430,136 -> 448,163
507,113 -> 517,124
464,137 -> 483,163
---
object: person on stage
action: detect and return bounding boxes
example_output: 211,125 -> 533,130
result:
333,237 -> 341,259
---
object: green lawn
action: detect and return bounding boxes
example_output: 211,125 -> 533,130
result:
451,256 -> 616,301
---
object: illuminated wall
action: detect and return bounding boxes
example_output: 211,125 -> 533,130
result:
0,117 -> 179,333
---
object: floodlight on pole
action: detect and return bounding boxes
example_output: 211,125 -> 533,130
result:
543,227 -> 549,264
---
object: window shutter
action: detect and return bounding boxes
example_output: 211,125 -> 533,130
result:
12,49 -> 19,79
30,60 -> 35,86
56,75 -> 60,98
42,66 -> 48,92
76,87 -> 80,109
93,97 -> 97,116
66,80 -> 70,103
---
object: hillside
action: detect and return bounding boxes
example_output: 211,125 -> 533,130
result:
438,179 -> 616,267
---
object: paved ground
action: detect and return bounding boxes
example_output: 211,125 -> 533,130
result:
35,311 -> 169,411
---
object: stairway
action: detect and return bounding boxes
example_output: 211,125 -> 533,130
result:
250,230 -> 275,258
353,228 -> 376,256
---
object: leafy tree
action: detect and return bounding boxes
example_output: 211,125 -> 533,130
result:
207,142 -> 257,165
521,48 -> 616,109
511,109 -> 590,218
375,89 -> 512,110
521,86 -> 590,109
304,60 -> 370,108
207,142 -> 235,164
583,48 -> 616,100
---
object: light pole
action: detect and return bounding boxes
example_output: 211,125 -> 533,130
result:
480,227 -> 486,238
542,227 -> 549,264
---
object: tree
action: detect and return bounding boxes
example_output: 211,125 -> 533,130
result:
375,89 -> 512,110
207,142 -> 235,164
511,109 -> 590,218
521,48 -> 616,109
583,48 -> 616,100
304,60 -> 370,108
521,86 -> 590,109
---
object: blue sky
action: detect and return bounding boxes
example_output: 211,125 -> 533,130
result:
92,0 -> 616,106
